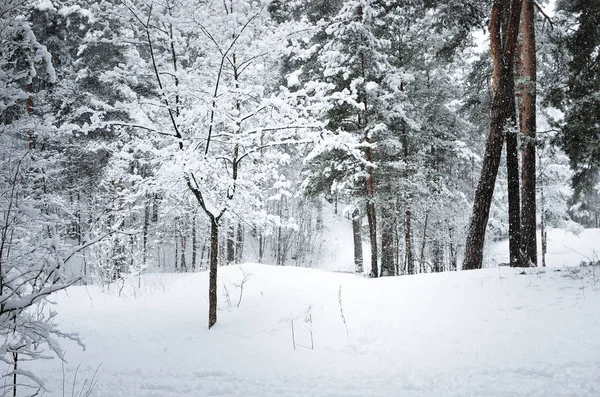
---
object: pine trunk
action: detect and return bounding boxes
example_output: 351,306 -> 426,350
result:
366,201 -> 378,277
235,222 -> 244,263
519,0 -> 537,267
352,207 -> 364,273
180,233 -> 187,272
506,74 -> 521,267
227,221 -> 235,265
405,207 -> 415,274
380,206 -> 395,277
463,0 -> 523,270
419,210 -> 429,273
191,213 -> 197,271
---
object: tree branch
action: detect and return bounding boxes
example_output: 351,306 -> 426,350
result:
533,1 -> 554,30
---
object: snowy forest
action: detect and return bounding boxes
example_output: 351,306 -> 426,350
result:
1,0 -> 600,395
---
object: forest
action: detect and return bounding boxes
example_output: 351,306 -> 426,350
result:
1,0 -> 599,395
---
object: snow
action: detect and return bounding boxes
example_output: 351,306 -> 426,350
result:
488,228 -> 600,267
27,254 -> 600,396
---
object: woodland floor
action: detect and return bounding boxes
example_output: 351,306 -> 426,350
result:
26,238 -> 600,396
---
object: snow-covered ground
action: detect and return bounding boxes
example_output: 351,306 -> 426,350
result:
27,253 -> 600,396
488,228 -> 600,267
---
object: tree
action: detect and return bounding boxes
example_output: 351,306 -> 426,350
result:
113,0 -> 306,328
518,0 -> 537,267
550,1 -> 600,220
0,1 -> 103,392
463,0 -> 523,270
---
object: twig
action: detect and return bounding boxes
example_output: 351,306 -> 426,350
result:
291,320 -> 296,350
534,2 -> 554,30
338,285 -> 349,336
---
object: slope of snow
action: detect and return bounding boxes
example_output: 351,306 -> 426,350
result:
27,263 -> 600,396
488,228 -> 600,267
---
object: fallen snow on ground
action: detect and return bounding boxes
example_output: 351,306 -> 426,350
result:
488,228 -> 600,267
27,261 -> 600,396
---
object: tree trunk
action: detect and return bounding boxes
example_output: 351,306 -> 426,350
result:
142,196 -> 150,269
539,151 -> 547,267
463,0 -> 523,270
258,232 -> 264,263
366,201 -> 378,277
191,213 -> 197,271
226,220 -> 235,265
448,225 -> 457,271
208,219 -> 218,329
432,234 -> 444,273
506,71 -> 521,267
519,0 -> 537,267
419,209 -> 429,273
152,193 -> 159,223
380,205 -> 395,276
352,207 -> 364,273
405,206 -> 415,274
174,234 -> 179,272
235,222 -> 244,263
180,233 -> 187,272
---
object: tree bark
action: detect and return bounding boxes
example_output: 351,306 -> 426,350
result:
366,201 -> 378,277
143,196 -> 150,269
208,219 -> 218,329
352,207 -> 364,273
174,233 -> 179,272
191,213 -> 197,271
463,0 -> 523,270
235,222 -> 244,263
519,0 -> 537,267
405,206 -> 415,274
380,205 -> 395,276
226,220 -> 235,265
402,127 -> 415,275
539,151 -> 547,267
506,69 -> 521,267
419,209 -> 429,273
180,232 -> 187,272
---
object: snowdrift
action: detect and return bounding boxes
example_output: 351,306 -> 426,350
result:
27,263 -> 600,396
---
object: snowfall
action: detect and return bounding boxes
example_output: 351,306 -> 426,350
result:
25,226 -> 600,396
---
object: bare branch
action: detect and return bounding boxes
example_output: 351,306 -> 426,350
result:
534,1 -> 554,30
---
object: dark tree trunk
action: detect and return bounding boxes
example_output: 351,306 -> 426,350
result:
226,221 -> 235,265
448,225 -> 457,271
235,222 -> 244,263
334,193 -> 338,215
142,196 -> 150,268
405,206 -> 415,274
186,179 -> 225,329
191,213 -> 197,271
366,201 -> 378,277
258,232 -> 264,263
463,0 -> 523,270
431,234 -> 444,273
506,73 -> 521,267
401,124 -> 415,275
152,193 -> 159,223
180,233 -> 187,272
419,209 -> 429,273
352,207 -> 364,273
174,234 -> 179,272
380,205 -> 395,276
519,0 -> 537,267
208,219 -> 218,329
539,152 -> 547,267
